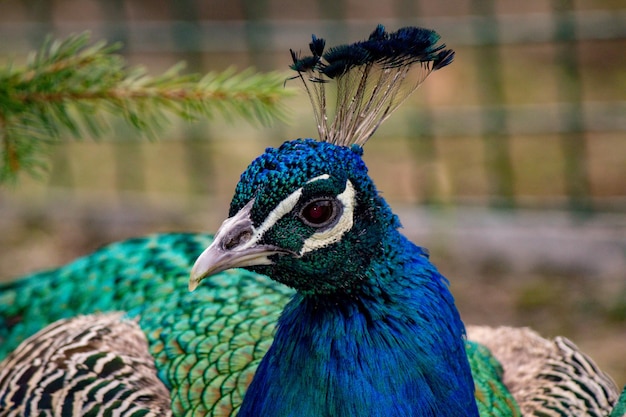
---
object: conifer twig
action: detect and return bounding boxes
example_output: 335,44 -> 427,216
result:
0,32 -> 292,183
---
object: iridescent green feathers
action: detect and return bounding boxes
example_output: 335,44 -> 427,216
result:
465,340 -> 522,417
0,234 -> 294,416
611,387 -> 626,417
289,24 -> 454,147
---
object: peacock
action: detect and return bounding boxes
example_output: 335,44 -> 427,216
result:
0,24 -> 624,417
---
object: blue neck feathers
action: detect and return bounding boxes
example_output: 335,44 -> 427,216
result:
239,232 -> 479,417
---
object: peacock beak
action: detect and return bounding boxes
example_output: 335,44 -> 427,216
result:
189,200 -> 290,291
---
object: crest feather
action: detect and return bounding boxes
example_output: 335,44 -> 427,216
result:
289,24 -> 454,147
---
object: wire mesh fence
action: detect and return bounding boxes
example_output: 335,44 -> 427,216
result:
0,0 -> 624,213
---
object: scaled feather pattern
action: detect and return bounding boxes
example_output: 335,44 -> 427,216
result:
0,24 -> 624,417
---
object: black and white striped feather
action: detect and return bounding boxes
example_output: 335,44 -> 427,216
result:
0,313 -> 171,417
467,326 -> 619,417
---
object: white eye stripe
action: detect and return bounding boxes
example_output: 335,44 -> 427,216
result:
299,180 -> 355,255
238,187 -> 303,251
306,174 -> 330,183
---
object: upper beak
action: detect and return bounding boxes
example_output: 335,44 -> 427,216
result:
189,200 -> 291,291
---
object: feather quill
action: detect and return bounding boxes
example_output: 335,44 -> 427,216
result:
289,24 -> 454,147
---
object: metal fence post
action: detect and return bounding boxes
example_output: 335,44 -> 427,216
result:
471,0 -> 516,209
552,0 -> 592,214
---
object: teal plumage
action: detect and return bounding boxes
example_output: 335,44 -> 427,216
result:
0,234 -> 294,416
611,387 -> 626,417
0,24 -> 622,416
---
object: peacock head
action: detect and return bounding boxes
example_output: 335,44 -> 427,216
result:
190,138 -> 399,295
190,24 -> 454,295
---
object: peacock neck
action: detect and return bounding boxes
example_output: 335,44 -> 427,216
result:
239,231 -> 479,417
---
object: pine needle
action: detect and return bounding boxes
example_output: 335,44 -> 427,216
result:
0,32 -> 293,183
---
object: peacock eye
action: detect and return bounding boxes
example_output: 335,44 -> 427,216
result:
299,198 -> 340,228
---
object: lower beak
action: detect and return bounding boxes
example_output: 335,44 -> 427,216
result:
189,241 -> 286,291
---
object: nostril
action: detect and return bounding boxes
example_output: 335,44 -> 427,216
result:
224,230 -> 252,250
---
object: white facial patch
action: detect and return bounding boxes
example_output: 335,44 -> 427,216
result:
299,180 -> 356,255
236,187 -> 303,252
306,174 -> 330,183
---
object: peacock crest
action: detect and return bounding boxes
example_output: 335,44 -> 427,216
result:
289,24 -> 454,147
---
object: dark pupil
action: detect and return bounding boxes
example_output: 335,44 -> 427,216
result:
304,200 -> 333,224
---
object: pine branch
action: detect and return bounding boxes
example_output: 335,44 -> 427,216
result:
0,32 -> 293,183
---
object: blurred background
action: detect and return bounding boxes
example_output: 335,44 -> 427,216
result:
0,0 -> 625,384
